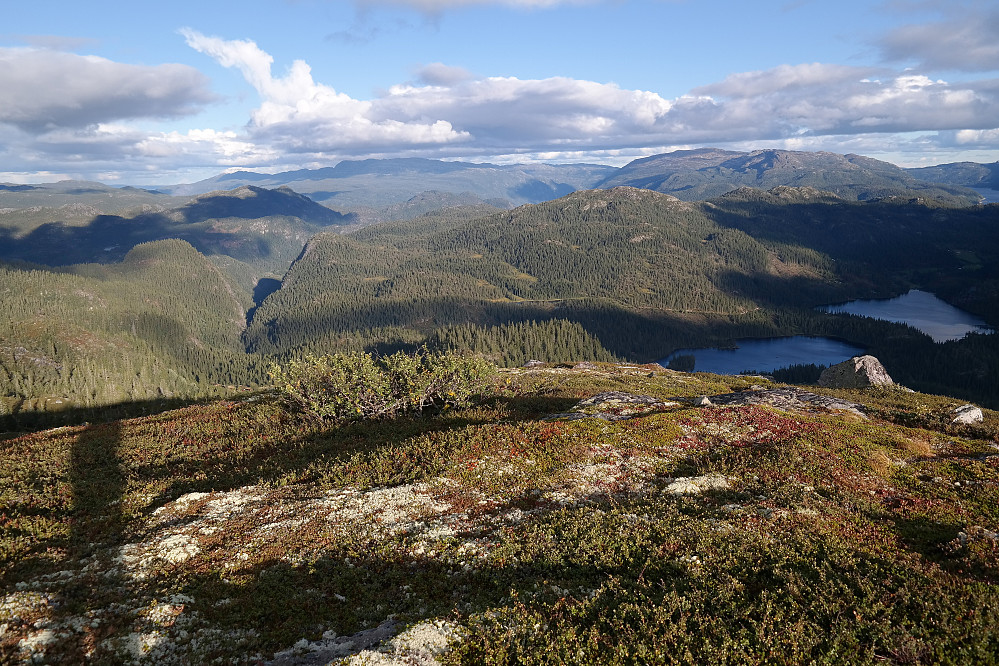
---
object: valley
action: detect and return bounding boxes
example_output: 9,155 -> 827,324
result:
1,149 -> 998,425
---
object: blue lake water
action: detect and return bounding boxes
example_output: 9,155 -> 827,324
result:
973,188 -> 999,204
819,289 -> 993,342
659,336 -> 865,375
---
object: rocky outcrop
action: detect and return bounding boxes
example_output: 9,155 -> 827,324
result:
818,355 -> 893,389
709,387 -> 867,418
952,404 -> 984,425
548,385 -> 869,422
547,391 -> 679,421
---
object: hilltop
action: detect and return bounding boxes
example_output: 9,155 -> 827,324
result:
597,149 -> 982,205
906,161 -> 999,190
2,362 -> 998,664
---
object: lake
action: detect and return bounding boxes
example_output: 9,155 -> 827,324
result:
659,336 -> 864,375
973,188 -> 999,204
819,289 -> 993,342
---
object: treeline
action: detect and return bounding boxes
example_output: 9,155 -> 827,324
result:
428,319 -> 620,367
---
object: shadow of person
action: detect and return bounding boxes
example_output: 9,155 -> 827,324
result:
69,422 -> 126,555
50,421 -> 128,660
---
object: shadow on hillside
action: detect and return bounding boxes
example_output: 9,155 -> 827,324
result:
0,394 -> 219,435
701,197 -> 994,279
243,295 -> 795,363
25,422 -> 130,661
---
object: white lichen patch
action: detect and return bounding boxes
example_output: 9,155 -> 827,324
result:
347,620 -> 461,666
117,483 -> 461,577
118,530 -> 201,577
664,474 -> 732,495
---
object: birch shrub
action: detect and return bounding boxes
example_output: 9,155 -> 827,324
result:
270,349 -> 496,423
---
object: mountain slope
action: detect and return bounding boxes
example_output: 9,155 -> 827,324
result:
0,180 -> 183,213
246,186 -> 999,404
906,161 -> 999,190
0,240 -> 263,413
243,187 -> 845,356
598,148 -> 982,204
0,185 -> 352,273
3,364 -> 998,663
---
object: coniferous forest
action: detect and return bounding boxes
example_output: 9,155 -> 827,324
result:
2,179 -> 999,427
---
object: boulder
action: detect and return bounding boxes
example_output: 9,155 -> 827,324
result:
523,359 -> 545,368
817,355 -> 893,389
952,404 -> 984,425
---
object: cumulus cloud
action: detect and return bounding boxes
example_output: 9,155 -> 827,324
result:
689,64 -> 999,139
879,6 -> 999,72
7,24 -> 999,185
182,29 -> 471,152
0,47 -> 215,132
181,31 -> 999,163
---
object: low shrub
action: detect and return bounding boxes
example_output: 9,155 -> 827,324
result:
269,349 -> 496,423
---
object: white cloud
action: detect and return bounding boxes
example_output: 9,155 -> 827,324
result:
687,64 -> 999,140
695,63 -> 876,98
182,30 -> 999,165
182,29 -> 471,152
6,24 -> 999,185
953,128 -> 999,146
0,47 -> 215,132
879,6 -> 999,72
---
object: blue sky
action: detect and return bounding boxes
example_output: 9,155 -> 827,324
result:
2,0 -> 998,185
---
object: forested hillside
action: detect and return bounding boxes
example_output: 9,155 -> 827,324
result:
2,182 -> 999,424
0,240 -> 267,421
245,187 -> 999,406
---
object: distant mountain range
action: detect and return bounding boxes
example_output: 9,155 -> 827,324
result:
163,158 -> 617,212
596,148 -> 982,204
1,147 -> 993,286
155,149 -> 986,212
906,161 -> 999,189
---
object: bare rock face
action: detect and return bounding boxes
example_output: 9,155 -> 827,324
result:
818,355 -> 893,389
952,404 -> 984,425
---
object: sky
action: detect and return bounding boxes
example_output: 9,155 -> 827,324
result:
1,0 -> 998,185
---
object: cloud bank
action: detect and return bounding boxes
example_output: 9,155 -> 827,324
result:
0,47 -> 214,131
175,31 -> 999,165
879,5 -> 999,73
2,7 -> 998,184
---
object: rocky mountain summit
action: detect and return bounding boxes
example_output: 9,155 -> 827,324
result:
3,362 -> 996,664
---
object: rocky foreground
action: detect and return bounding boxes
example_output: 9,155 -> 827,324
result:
1,363 -> 998,664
